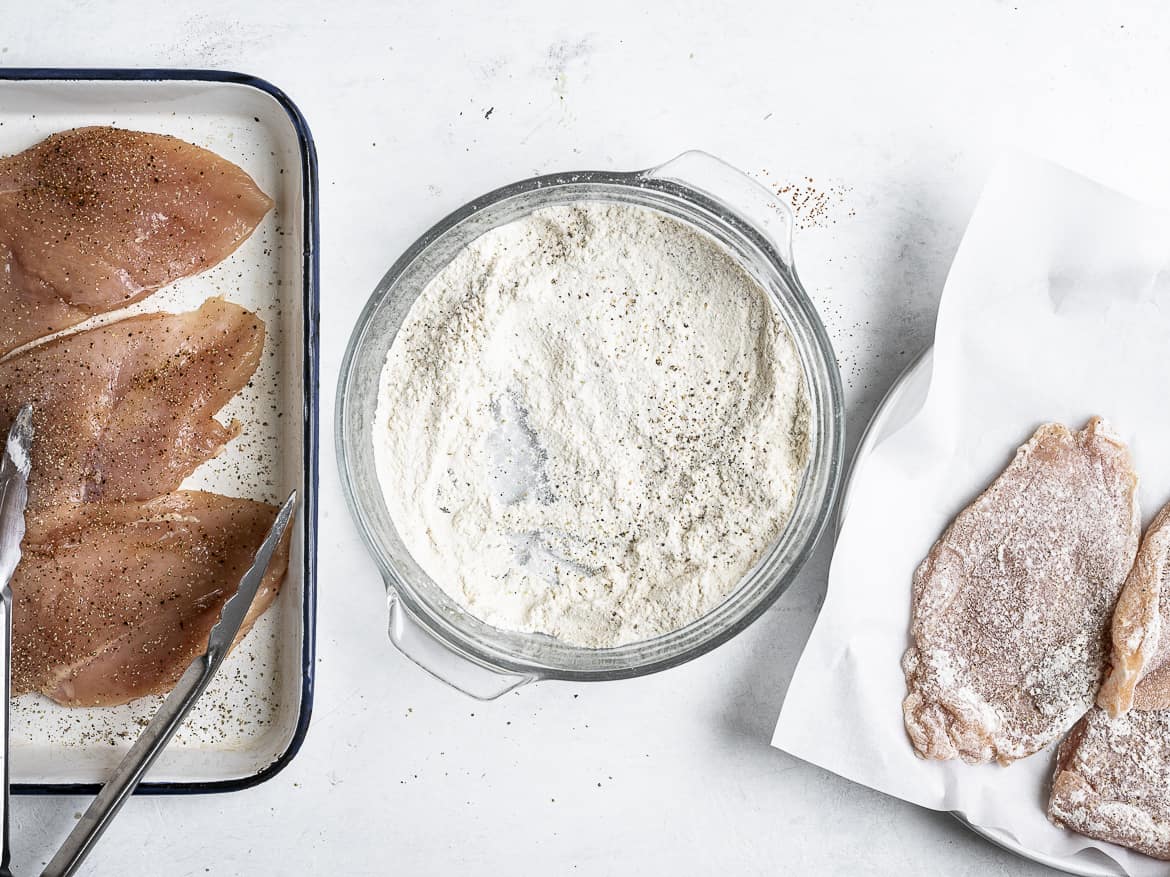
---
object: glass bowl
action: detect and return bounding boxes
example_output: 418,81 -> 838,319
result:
336,151 -> 844,698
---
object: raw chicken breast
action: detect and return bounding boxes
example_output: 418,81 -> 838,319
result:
0,297 -> 264,513
0,126 -> 272,355
13,491 -> 289,707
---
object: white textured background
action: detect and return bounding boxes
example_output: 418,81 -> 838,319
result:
7,2 -> 1170,874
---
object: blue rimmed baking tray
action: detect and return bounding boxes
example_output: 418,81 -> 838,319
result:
0,68 -> 318,795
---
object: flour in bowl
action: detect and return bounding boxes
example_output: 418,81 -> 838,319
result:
374,201 -> 809,648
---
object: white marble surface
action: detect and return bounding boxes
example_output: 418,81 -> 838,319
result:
4,1 -> 1169,873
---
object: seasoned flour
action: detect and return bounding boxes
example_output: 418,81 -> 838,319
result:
374,202 -> 809,648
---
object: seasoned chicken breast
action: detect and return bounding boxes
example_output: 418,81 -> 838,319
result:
0,126 -> 272,355
0,297 -> 264,513
13,491 -> 289,707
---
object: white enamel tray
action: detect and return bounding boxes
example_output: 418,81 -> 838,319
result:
0,70 -> 319,794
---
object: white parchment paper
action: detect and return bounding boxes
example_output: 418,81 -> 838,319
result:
773,154 -> 1170,876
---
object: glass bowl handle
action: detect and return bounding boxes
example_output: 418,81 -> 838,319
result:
641,150 -> 796,271
386,587 -> 533,699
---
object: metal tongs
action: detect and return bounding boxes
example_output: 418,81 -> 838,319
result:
0,406 -> 33,877
40,489 -> 298,877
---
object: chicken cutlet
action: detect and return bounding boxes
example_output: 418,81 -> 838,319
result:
13,490 -> 289,708
1049,500 -> 1170,859
0,297 -> 264,514
0,126 -> 272,356
1099,502 -> 1170,717
1049,706 -> 1170,859
902,418 -> 1140,764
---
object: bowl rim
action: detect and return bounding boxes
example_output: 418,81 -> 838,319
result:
336,160 -> 846,683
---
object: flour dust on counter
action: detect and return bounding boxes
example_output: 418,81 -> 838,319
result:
374,201 -> 809,648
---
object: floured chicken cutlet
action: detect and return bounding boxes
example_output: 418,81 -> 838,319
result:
13,491 -> 289,707
902,418 -> 1140,764
0,297 -> 264,514
1049,501 -> 1170,859
1099,502 -> 1170,717
1049,708 -> 1170,860
0,126 -> 272,356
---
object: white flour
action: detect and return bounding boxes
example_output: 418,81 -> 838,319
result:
374,201 -> 809,648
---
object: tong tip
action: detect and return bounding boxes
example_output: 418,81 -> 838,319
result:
5,405 -> 33,481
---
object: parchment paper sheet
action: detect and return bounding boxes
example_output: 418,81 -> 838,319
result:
774,154 -> 1170,876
